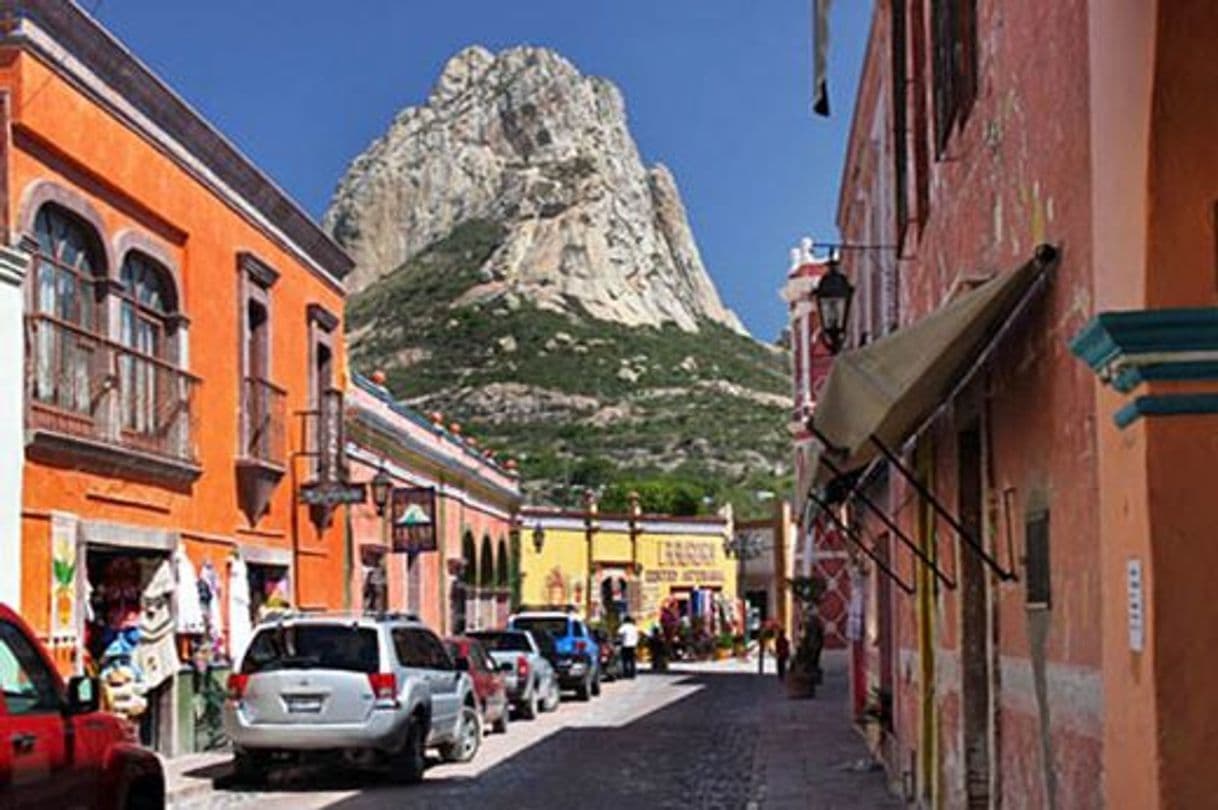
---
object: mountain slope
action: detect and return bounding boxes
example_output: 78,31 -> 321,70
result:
330,47 -> 791,513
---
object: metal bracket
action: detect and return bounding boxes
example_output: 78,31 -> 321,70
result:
812,444 -> 957,590
869,436 -> 1017,582
805,489 -> 915,595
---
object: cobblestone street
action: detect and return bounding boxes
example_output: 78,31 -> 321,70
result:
172,653 -> 899,810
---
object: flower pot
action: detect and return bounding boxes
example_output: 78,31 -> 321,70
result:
786,669 -> 816,699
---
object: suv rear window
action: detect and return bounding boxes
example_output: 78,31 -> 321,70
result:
241,625 -> 380,674
470,631 -> 531,652
512,617 -> 569,638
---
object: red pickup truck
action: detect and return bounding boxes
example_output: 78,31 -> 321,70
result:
0,604 -> 164,809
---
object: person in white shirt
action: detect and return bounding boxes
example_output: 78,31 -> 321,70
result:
618,615 -> 639,679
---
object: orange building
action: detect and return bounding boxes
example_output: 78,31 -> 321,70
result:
3,3 -> 353,755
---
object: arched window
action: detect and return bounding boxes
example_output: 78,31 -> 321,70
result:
116,252 -> 179,435
461,532 -> 477,586
30,205 -> 107,411
496,538 -> 509,588
479,535 -> 494,589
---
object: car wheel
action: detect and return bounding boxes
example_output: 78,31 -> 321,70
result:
492,701 -> 510,734
519,686 -> 539,720
232,749 -> 270,786
543,680 -> 561,711
441,706 -> 482,763
591,669 -> 601,697
391,717 -> 427,784
123,774 -> 165,810
575,674 -> 591,702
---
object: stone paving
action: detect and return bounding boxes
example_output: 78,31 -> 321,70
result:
172,652 -> 899,809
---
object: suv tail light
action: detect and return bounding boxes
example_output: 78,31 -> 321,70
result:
227,673 -> 250,700
575,640 -> 587,655
368,672 -> 398,708
516,655 -> 530,681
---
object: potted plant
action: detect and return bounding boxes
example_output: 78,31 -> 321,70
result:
714,632 -> 733,660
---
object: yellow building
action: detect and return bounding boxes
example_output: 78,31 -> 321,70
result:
517,503 -> 737,628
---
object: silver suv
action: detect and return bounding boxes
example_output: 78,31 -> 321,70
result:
223,612 -> 481,783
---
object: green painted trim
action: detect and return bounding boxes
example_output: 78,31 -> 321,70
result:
1112,361 -> 1218,393
1114,393 -> 1218,429
1071,308 -> 1218,371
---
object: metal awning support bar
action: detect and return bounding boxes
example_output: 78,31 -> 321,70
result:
813,437 -> 957,590
869,436 -> 1017,582
805,490 -> 915,595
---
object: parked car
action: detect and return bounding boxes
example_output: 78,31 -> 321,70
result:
445,636 -> 510,734
509,611 -> 600,700
467,630 -> 559,719
0,603 -> 165,809
592,626 -> 623,681
223,612 -> 481,784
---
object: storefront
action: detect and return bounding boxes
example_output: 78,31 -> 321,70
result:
519,508 -> 738,634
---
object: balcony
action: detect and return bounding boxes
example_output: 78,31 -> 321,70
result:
241,377 -> 286,466
25,313 -> 201,482
237,376 -> 287,524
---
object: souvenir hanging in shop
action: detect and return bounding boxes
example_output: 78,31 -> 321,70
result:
90,555 -> 147,720
175,548 -> 204,635
228,554 -> 252,660
137,558 -> 179,690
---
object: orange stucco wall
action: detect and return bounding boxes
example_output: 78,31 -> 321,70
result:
7,49 -> 347,639
1088,1 -> 1218,806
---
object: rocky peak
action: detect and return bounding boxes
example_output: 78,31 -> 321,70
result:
325,44 -> 745,334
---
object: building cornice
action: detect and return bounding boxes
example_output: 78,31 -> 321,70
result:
2,3 -> 353,288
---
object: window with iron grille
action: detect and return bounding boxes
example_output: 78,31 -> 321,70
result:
931,0 -> 978,156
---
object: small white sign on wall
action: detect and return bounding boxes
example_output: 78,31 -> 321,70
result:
1126,558 -> 1145,652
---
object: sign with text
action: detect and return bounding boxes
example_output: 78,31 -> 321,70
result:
392,487 -> 437,554
317,389 -> 345,483
1126,558 -> 1145,652
660,540 -> 716,567
299,480 -> 366,507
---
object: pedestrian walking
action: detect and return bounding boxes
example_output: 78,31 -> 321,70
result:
775,630 -> 790,680
619,615 -> 639,678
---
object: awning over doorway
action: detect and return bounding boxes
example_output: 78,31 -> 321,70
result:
812,244 -> 1059,479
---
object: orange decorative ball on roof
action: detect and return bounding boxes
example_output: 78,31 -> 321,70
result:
369,369 -> 387,386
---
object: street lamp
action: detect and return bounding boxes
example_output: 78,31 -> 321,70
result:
532,523 -> 545,554
583,490 -> 599,619
814,256 -> 854,354
370,463 -> 393,517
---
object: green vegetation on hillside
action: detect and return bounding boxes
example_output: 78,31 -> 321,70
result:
346,218 -> 793,519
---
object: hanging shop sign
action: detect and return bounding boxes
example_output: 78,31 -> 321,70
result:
317,389 -> 346,483
299,480 -> 367,506
392,486 -> 438,553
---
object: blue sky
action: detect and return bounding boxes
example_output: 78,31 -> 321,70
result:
94,1 -> 871,340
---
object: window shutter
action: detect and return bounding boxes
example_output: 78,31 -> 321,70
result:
1025,511 -> 1051,609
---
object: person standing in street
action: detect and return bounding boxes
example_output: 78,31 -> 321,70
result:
775,630 -> 790,680
619,615 -> 639,678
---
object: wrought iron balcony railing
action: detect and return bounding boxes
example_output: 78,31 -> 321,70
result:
26,313 -> 200,467
241,376 -> 287,466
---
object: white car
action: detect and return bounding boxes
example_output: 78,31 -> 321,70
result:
224,612 -> 481,784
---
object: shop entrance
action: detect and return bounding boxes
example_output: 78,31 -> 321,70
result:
247,562 -> 291,623
360,545 -> 388,613
84,546 -> 177,755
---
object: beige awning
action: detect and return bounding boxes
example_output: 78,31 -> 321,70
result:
812,249 -> 1055,478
